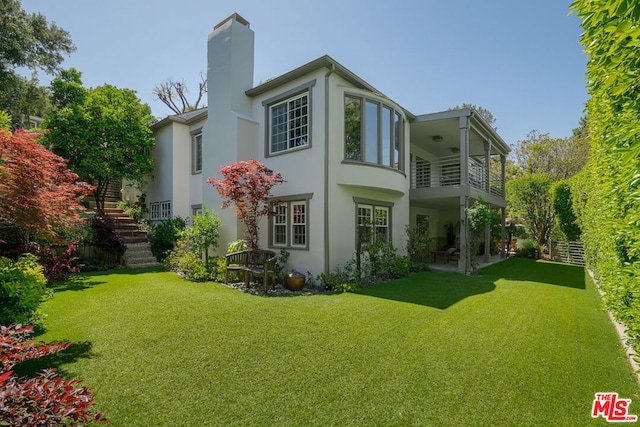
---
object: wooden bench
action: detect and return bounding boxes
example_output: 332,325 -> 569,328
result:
225,249 -> 277,294
430,247 -> 459,264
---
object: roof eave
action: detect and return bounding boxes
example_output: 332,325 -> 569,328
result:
150,108 -> 208,131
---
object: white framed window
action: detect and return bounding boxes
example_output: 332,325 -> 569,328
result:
192,132 -> 202,174
291,202 -> 307,247
269,194 -> 312,249
149,201 -> 172,220
269,92 -> 309,155
273,204 -> 287,246
354,198 -> 393,248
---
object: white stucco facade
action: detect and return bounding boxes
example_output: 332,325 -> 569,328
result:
144,13 -> 510,275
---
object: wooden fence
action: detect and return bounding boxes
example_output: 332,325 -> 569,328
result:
550,241 -> 585,266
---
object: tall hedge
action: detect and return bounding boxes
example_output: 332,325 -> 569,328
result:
571,0 -> 640,350
551,180 -> 581,241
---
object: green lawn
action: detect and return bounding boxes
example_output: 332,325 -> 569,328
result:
20,258 -> 639,426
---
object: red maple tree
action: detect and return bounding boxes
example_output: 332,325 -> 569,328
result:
0,129 -> 93,244
207,159 -> 284,250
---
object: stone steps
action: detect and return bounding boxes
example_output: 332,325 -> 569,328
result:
122,242 -> 160,268
88,201 -> 160,268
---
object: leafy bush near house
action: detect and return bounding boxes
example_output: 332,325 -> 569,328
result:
164,239 -> 221,282
227,239 -> 247,253
364,241 -> 411,279
405,222 -> 432,266
359,238 -> 412,280
317,260 -> 360,292
23,241 -> 81,284
273,249 -> 290,284
148,217 -> 186,261
0,324 -> 108,426
164,210 -> 225,282
0,255 -> 47,325
180,207 -> 221,262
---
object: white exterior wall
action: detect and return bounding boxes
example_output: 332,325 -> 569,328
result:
248,70 -> 327,277
171,125 -> 191,219
325,75 -> 411,273
147,117 -> 206,221
146,125 -> 174,215
201,17 -> 255,250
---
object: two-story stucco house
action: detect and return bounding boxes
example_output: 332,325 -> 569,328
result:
142,13 -> 510,276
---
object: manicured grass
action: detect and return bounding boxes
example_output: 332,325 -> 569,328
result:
21,259 -> 639,426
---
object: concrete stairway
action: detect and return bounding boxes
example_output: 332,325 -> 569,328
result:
101,202 -> 160,268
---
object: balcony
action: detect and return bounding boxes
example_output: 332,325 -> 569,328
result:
410,155 -> 505,198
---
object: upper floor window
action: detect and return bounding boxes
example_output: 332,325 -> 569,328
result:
344,95 -> 404,171
192,132 -> 202,174
269,92 -> 309,155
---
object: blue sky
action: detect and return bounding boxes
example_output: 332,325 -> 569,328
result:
21,0 -> 586,147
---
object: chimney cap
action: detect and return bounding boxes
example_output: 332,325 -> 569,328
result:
214,13 -> 250,30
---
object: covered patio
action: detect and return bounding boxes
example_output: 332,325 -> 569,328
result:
408,108 -> 511,274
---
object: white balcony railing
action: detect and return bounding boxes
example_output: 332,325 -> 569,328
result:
410,155 -> 504,198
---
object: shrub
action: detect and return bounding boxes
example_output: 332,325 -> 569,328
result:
180,207 -> 221,261
406,222 -> 432,265
164,239 -> 209,281
0,255 -> 47,325
317,260 -> 360,292
362,240 -> 411,280
148,217 -> 186,261
23,241 -> 81,284
118,194 -> 147,223
164,238 -> 227,283
0,324 -> 108,426
274,249 -> 290,284
516,239 -> 537,258
88,214 -> 126,258
227,239 -> 247,253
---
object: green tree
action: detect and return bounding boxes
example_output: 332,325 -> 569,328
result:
0,0 -> 74,128
466,200 -> 495,274
449,103 -> 496,128
512,128 -> 589,181
43,69 -> 155,211
507,175 -> 554,257
180,207 -> 221,262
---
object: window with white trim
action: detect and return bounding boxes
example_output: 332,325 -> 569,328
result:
150,201 -> 171,220
270,196 -> 311,249
192,132 -> 202,174
355,199 -> 392,247
269,92 -> 309,154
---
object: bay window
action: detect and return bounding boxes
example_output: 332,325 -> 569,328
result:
344,94 -> 404,171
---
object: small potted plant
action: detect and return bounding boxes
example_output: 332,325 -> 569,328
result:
284,270 -> 305,291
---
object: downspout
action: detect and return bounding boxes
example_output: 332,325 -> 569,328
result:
324,64 -> 335,275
